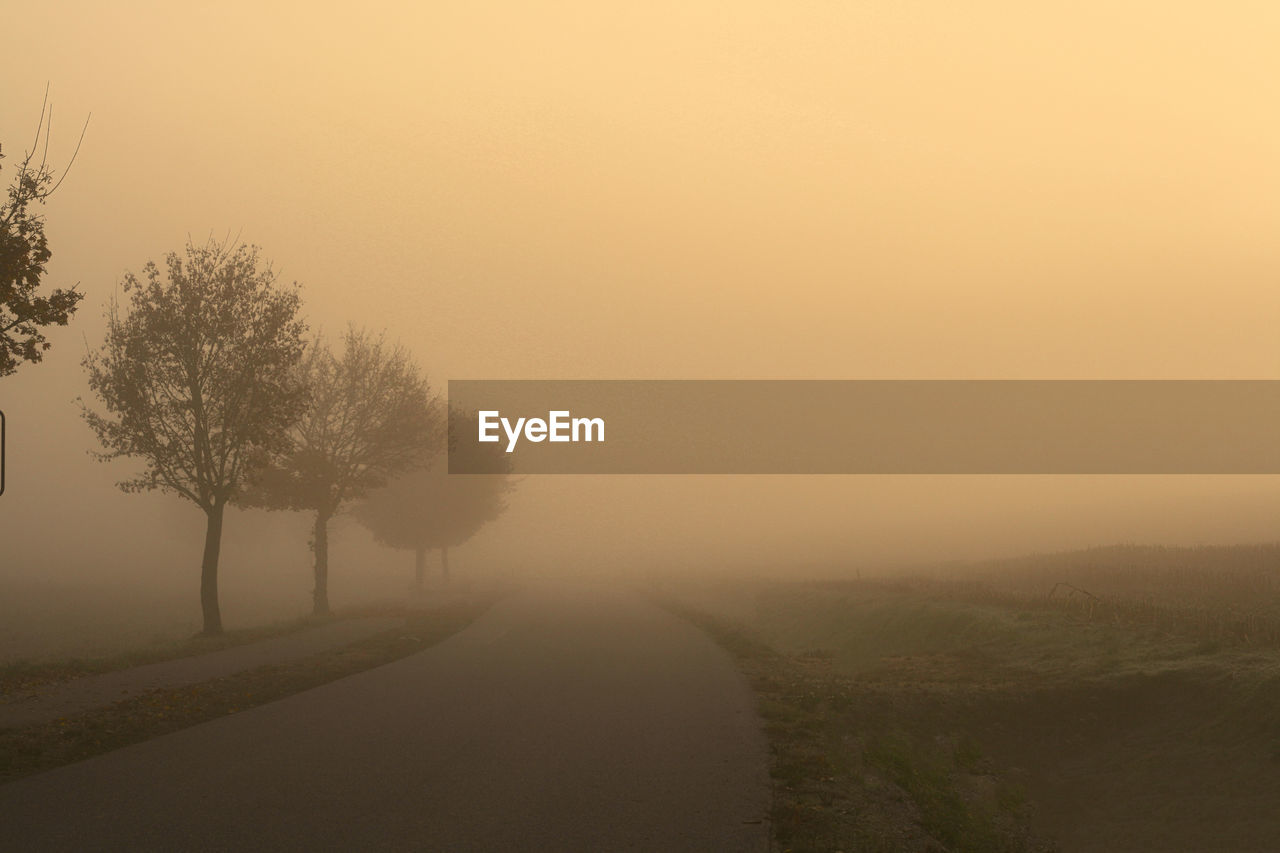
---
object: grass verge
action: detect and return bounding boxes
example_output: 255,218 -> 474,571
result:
0,597 -> 496,785
661,599 -> 1056,853
0,602 -> 422,696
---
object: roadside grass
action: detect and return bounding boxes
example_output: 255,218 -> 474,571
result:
0,596 -> 496,785
687,579 -> 1279,686
662,599 -> 1055,853
0,602 -> 422,696
665,577 -> 1280,852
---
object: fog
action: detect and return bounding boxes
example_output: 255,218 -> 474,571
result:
3,2 -> 1280,650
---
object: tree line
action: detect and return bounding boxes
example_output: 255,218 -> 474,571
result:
80,238 -> 514,634
3,115 -> 513,634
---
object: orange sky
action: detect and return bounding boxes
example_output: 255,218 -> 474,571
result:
2,2 -> 1278,587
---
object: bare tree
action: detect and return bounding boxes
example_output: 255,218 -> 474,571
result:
354,409 -> 513,588
241,327 -> 443,614
1,89 -> 90,377
81,238 -> 308,634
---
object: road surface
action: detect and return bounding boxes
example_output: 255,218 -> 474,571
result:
0,585 -> 771,851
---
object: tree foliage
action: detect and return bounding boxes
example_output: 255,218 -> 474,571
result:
240,327 -> 443,612
354,409 -> 514,583
81,238 -> 308,632
242,327 -> 442,516
0,101 -> 88,378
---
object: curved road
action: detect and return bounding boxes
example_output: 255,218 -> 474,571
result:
0,585 -> 771,851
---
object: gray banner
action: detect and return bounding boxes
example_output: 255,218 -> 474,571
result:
447,380 -> 1280,474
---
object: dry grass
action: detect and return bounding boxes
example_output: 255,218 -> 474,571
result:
0,597 -> 497,784
661,598 -> 1056,853
0,602 -> 422,695
664,568 -> 1280,852
797,544 -> 1280,647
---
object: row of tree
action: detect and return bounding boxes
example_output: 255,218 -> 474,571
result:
78,239 -> 512,634
6,113 -> 513,635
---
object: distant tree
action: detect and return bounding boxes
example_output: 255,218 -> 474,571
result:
81,238 -> 308,634
239,327 -> 443,614
1,94 -> 90,378
354,409 -> 514,588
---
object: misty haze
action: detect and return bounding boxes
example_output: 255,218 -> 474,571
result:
3,3 -> 1280,851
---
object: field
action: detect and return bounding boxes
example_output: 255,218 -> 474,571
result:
928,543 -> 1280,645
665,543 -> 1280,852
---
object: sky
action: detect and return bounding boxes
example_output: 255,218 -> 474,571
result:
2,2 -> 1279,620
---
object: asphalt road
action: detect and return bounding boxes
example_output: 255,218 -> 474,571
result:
0,585 -> 771,852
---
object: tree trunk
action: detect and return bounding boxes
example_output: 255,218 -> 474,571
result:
313,511 -> 331,616
200,502 -> 225,635
414,546 -> 426,590
440,546 -> 450,583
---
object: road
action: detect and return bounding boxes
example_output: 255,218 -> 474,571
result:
0,585 -> 771,851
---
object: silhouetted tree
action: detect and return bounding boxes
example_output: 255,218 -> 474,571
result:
81,238 -> 307,634
354,409 -> 513,588
240,327 -> 443,614
1,94 -> 89,377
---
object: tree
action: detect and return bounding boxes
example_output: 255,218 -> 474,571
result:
1,94 -> 89,377
354,409 -> 513,588
81,238 -> 308,634
240,327 -> 443,614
